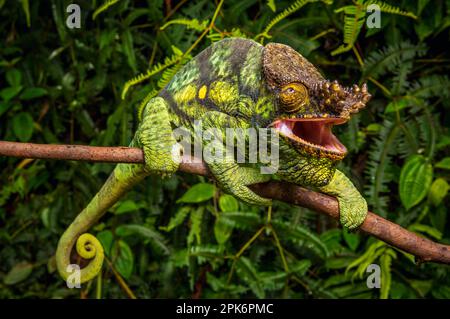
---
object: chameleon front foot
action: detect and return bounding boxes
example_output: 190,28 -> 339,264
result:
135,97 -> 181,176
319,169 -> 368,230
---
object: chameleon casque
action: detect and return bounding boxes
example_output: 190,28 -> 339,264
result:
56,38 -> 371,284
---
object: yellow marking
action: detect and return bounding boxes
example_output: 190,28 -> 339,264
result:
209,81 -> 238,106
174,84 -> 197,104
198,85 -> 208,99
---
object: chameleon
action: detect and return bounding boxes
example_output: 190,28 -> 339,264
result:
56,38 -> 371,284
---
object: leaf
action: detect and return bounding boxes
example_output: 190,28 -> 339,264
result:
384,98 -> 410,113
219,194 -> 239,212
92,0 -> 119,20
12,112 -> 34,142
19,87 -> 48,100
0,101 -> 12,118
187,207 -> 203,245
267,0 -> 276,12
113,200 -> 139,214
111,240 -> 134,279
380,251 -> 393,299
399,155 -> 433,210
436,157 -> 450,170
121,29 -> 137,72
20,0 -> 31,27
6,69 -> 22,86
116,224 -> 170,254
214,215 -> 233,245
235,257 -> 264,298
160,18 -> 209,32
160,206 -> 191,232
428,178 -> 449,206
4,262 -> 33,285
0,86 -> 22,101
97,230 -> 113,256
343,228 -> 360,251
409,224 -> 442,240
177,183 -> 215,203
290,259 -> 312,277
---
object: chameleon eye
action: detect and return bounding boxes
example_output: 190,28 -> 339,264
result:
279,82 -> 309,112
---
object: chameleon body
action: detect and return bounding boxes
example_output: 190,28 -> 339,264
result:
56,38 -> 371,284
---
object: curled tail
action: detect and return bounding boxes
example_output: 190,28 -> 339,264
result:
56,161 -> 148,284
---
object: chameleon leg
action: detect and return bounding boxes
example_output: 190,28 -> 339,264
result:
201,111 -> 272,206
135,96 -> 180,176
319,169 -> 368,230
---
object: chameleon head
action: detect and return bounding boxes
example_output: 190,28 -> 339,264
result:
263,43 -> 371,161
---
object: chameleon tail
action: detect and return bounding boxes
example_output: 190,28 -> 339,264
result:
56,161 -> 148,284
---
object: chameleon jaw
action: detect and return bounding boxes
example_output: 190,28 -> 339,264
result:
272,117 -> 348,160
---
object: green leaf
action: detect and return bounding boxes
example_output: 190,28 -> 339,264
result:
116,224 -> 170,254
428,178 -> 449,206
4,262 -> 33,285
384,98 -> 409,113
267,0 -> 276,12
436,157 -> 450,170
111,240 -> 134,279
399,155 -> 433,210
214,215 -> 233,245
343,228 -> 360,251
380,251 -> 393,299
219,194 -> 239,212
409,224 -> 442,240
19,87 -> 48,100
122,30 -> 137,72
290,259 -> 312,277
0,86 -> 22,101
0,101 -> 12,117
12,112 -> 34,142
160,206 -> 191,232
113,200 -> 139,215
6,69 -> 22,86
177,183 -> 215,203
97,230 -> 113,256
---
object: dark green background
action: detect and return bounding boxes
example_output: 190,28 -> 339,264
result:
0,0 -> 449,299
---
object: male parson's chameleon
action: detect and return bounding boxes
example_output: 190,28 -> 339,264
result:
56,38 -> 371,284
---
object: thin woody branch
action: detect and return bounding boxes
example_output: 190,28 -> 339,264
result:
1,140 -> 449,264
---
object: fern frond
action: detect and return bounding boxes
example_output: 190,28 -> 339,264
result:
257,0 -> 332,42
273,220 -> 329,259
365,1 -> 417,19
121,51 -> 182,100
331,4 -> 365,55
364,119 -> 399,216
92,0 -> 120,20
160,18 -> 209,32
363,42 -> 426,79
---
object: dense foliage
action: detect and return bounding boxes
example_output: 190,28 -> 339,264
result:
0,0 -> 449,299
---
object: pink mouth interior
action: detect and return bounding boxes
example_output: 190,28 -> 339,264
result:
273,118 -> 347,154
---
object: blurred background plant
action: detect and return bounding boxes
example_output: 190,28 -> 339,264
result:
0,0 -> 449,299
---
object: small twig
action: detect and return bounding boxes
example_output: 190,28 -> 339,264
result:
1,140 -> 450,264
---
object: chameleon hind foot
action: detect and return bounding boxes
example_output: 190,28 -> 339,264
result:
211,164 -> 272,206
319,169 -> 368,230
135,97 -> 180,176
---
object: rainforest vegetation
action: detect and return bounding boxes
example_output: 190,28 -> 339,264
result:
0,0 -> 449,299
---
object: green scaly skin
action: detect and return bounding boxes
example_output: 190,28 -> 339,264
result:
56,38 -> 371,284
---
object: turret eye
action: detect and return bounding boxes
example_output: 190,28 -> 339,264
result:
279,82 -> 309,112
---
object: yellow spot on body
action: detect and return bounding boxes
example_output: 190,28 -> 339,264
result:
198,85 -> 208,99
209,81 -> 238,106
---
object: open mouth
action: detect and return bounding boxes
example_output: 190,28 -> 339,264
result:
272,117 -> 348,158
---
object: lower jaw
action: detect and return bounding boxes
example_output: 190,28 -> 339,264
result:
283,137 -> 347,161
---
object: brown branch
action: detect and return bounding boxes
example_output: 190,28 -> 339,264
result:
1,140 -> 449,264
